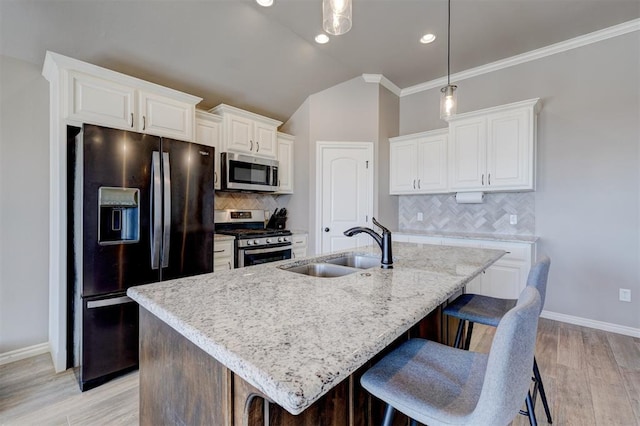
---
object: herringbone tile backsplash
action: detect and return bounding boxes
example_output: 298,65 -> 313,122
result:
215,192 -> 280,212
398,192 -> 535,235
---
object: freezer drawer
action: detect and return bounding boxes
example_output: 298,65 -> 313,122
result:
80,294 -> 139,391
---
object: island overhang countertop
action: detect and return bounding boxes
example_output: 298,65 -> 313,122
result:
127,242 -> 504,415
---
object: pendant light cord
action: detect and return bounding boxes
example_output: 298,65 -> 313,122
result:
447,0 -> 451,85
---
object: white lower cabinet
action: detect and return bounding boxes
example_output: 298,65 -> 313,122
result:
213,238 -> 235,271
395,234 -> 535,298
291,233 -> 308,259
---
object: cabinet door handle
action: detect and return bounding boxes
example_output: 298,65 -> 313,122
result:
143,115 -> 146,131
214,171 -> 218,184
214,249 -> 225,253
250,140 -> 254,151
413,179 -> 416,189
417,179 -> 421,189
130,113 -> 134,128
256,141 -> 260,152
488,173 -> 491,185
482,174 -> 485,185
292,252 -> 296,259
228,261 -> 232,270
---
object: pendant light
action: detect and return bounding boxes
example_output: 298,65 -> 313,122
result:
323,0 -> 352,36
440,0 -> 457,119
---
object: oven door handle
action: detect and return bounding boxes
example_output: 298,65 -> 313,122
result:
241,245 -> 291,255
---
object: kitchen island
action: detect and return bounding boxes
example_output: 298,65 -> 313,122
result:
127,242 -> 504,425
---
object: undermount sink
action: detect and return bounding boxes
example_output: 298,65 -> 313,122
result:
283,263 -> 358,278
280,254 -> 381,278
324,255 -> 380,269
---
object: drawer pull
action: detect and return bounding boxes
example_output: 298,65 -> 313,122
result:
214,249 -> 225,253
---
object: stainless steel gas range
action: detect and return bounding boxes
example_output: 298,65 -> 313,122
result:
214,209 -> 292,268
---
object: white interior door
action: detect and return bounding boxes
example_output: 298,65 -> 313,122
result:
317,142 -> 373,254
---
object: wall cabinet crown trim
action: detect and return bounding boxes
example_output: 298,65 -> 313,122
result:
209,103 -> 282,127
444,98 -> 541,122
43,51 -> 202,104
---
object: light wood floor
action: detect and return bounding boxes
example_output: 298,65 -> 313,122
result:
1,318 -> 639,425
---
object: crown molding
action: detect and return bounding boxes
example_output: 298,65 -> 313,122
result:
361,74 -> 402,97
401,18 -> 640,97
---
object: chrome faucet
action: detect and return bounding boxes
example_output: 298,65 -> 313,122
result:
344,218 -> 393,269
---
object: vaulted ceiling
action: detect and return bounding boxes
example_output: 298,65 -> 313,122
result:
1,0 -> 638,121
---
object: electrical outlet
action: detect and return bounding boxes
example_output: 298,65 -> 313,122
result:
417,212 -> 424,221
510,215 -> 518,225
619,288 -> 631,302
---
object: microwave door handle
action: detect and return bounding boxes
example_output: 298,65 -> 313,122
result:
161,152 -> 171,268
150,152 -> 162,270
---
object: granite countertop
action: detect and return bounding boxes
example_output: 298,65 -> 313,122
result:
396,229 -> 538,243
127,242 -> 504,415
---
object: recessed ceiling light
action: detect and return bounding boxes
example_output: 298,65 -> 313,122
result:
256,0 -> 274,7
420,33 -> 436,44
315,34 -> 330,44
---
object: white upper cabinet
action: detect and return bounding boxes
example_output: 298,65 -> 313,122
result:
195,110 -> 223,190
276,132 -> 294,194
138,91 -> 195,141
389,129 -> 448,194
209,104 -> 282,159
69,72 -> 135,130
46,52 -> 201,141
448,98 -> 540,192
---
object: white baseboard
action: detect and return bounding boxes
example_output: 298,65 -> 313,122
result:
541,310 -> 640,338
0,342 -> 50,366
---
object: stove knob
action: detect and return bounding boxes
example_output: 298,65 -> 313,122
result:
283,236 -> 289,242
266,238 -> 272,244
246,240 -> 252,246
277,237 -> 283,243
253,239 -> 259,245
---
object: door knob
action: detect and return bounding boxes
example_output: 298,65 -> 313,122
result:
324,227 -> 330,232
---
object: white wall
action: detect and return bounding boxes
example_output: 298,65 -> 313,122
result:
399,33 -> 640,329
0,55 -> 50,352
283,77 -> 381,253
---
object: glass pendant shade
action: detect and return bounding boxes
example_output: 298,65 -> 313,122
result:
440,84 -> 457,119
323,0 -> 352,35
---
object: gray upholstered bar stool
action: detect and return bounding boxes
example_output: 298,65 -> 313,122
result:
443,256 -> 552,424
361,287 -> 542,426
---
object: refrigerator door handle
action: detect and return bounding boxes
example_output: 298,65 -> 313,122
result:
87,296 -> 134,309
151,151 -> 162,270
161,152 -> 171,268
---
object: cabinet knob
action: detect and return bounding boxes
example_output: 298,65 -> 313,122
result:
324,227 -> 330,232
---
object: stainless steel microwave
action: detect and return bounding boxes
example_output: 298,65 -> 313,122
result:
221,152 -> 279,192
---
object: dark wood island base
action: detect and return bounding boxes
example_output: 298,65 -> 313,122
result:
139,307 -> 453,426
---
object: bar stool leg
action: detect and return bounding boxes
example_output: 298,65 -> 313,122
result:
382,404 -> 395,426
463,321 -> 474,350
525,391 -> 538,426
533,358 -> 553,423
453,320 -> 465,348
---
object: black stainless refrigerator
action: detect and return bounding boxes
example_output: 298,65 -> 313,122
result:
68,124 -> 214,391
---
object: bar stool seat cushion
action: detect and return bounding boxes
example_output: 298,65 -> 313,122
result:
362,338 -> 488,425
443,293 -> 516,327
